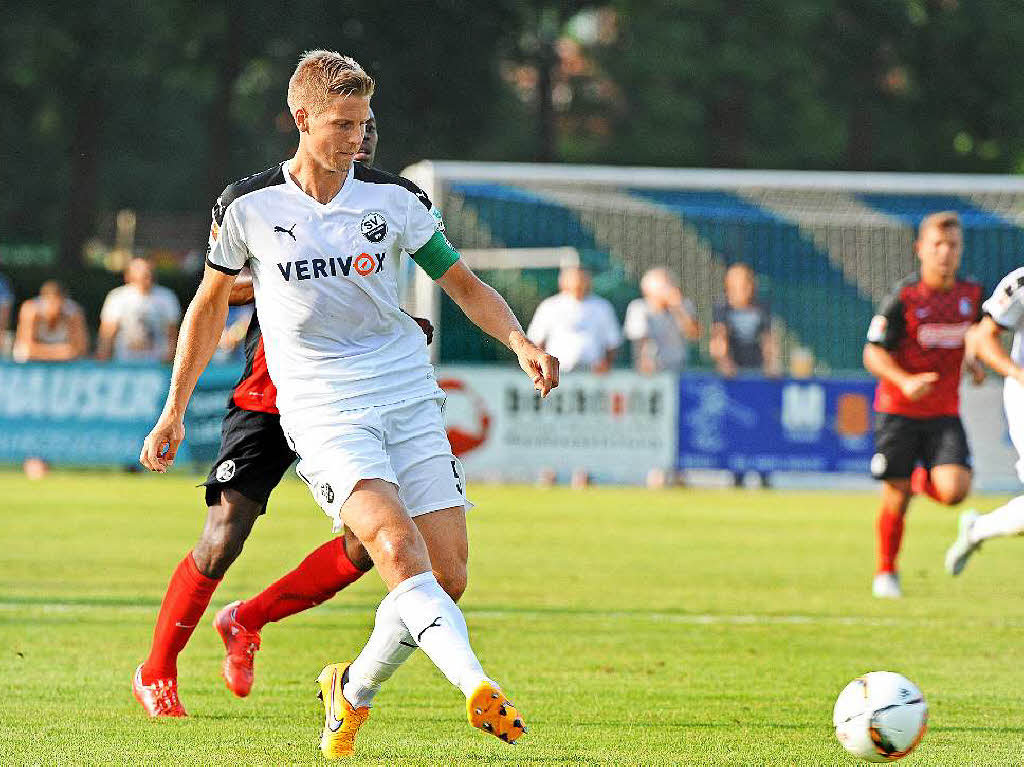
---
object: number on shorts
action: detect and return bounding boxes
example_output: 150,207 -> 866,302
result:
451,460 -> 463,495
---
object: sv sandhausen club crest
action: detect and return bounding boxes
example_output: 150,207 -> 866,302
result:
360,211 -> 388,243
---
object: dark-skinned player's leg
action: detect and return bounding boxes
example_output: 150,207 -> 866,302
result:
132,490 -> 262,716
133,405 -> 296,716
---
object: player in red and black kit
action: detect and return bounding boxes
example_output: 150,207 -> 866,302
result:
863,211 -> 984,599
133,111 -> 431,716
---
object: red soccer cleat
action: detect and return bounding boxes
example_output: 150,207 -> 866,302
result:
132,663 -> 187,717
213,600 -> 262,698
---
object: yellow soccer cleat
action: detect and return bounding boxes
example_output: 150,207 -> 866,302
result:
316,663 -> 370,759
467,681 -> 527,744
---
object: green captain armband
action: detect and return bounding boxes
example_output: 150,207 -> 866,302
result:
411,230 -> 460,279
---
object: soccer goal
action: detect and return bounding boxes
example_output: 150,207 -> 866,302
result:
402,161 -> 1024,371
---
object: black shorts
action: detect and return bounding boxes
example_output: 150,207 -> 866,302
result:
202,406 -> 296,511
870,413 -> 971,481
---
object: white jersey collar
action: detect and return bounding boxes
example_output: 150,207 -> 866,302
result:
282,158 -> 357,208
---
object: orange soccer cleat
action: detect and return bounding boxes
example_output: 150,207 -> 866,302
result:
467,681 -> 527,744
213,600 -> 262,698
132,663 -> 187,717
316,663 -> 370,759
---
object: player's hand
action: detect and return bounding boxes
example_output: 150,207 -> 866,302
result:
139,415 -> 185,473
510,332 -> 559,397
412,316 -> 434,345
900,372 -> 939,401
966,358 -> 986,386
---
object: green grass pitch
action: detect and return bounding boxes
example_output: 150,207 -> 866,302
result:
2,472 -> 1024,765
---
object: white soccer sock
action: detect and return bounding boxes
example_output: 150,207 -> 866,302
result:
390,571 -> 489,698
343,591 -> 418,708
970,495 -> 1024,543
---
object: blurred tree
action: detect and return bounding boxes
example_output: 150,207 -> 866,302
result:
4,0 -> 1024,274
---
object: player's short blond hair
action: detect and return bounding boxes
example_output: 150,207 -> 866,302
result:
287,50 -> 375,116
918,211 -> 961,237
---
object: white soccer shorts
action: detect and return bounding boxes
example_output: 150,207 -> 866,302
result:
1004,376 -> 1024,484
282,394 -> 470,532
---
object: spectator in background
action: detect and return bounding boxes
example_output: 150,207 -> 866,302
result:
97,257 -> 181,362
0,270 -> 13,356
710,263 -> 780,378
12,280 -> 88,362
624,267 -> 701,374
710,263 -> 779,488
527,265 -> 620,373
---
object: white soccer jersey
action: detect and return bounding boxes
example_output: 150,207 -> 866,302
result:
982,266 -> 1024,366
205,160 -> 457,415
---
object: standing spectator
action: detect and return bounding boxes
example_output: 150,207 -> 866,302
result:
527,265 -> 620,373
624,267 -> 701,374
710,263 -> 780,378
97,258 -> 181,362
0,270 -> 13,356
12,280 -> 88,362
710,263 -> 780,488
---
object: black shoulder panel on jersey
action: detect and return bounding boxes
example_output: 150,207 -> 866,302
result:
353,163 -> 433,210
893,271 -> 922,294
213,164 -> 286,226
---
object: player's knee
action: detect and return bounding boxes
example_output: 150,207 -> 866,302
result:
936,485 -> 969,505
343,531 -> 374,572
435,565 -> 468,602
194,490 -> 262,578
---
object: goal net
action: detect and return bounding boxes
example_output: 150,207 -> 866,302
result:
402,162 -> 1024,372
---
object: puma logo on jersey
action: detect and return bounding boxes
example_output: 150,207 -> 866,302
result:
276,252 -> 385,282
274,224 -> 297,240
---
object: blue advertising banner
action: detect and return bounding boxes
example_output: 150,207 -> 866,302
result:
677,374 -> 876,474
0,362 -> 239,465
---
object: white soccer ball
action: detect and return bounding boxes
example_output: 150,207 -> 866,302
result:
833,672 -> 928,762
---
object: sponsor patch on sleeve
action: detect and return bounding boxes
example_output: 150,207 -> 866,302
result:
866,314 -> 887,343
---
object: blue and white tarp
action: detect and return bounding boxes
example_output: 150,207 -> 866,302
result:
0,362 -> 237,465
677,374 -> 877,474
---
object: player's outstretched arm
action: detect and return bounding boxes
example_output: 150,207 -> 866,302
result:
436,261 -> 559,396
140,265 -> 235,472
969,316 -> 1023,382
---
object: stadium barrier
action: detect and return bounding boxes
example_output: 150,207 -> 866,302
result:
0,361 -> 1017,491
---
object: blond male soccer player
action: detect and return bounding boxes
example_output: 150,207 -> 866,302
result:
131,106 -> 430,713
138,51 -> 557,758
863,212 -> 983,598
945,266 -> 1024,574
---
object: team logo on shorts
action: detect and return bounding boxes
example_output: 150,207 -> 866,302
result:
360,212 -> 388,243
215,460 -> 236,482
318,482 -> 335,505
870,453 -> 887,478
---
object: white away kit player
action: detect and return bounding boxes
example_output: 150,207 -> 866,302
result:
139,50 -> 558,759
945,266 -> 1024,574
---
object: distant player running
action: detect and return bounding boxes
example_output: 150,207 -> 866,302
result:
945,266 -> 1024,574
139,51 -> 558,758
864,211 -> 983,598
130,109 -> 434,714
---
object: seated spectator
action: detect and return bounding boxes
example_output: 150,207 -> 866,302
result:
12,280 -> 89,362
97,258 -> 181,362
709,263 -> 780,378
624,267 -> 701,374
0,270 -> 13,356
527,265 -> 620,374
